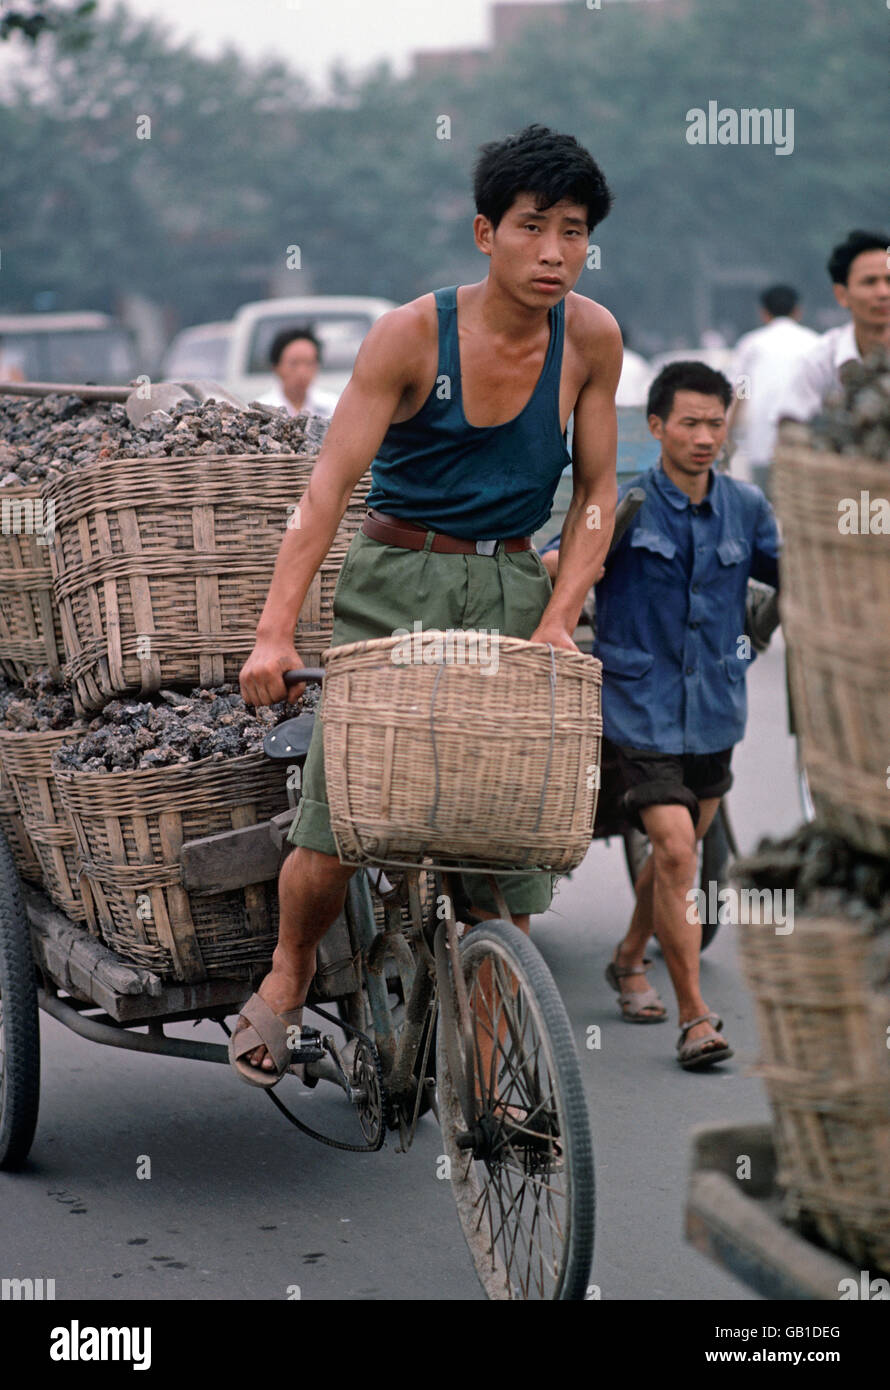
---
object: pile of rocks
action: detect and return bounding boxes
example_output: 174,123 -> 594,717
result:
0,393 -> 330,485
734,823 -> 890,929
780,346 -> 890,461
51,682 -> 319,774
0,668 -> 79,731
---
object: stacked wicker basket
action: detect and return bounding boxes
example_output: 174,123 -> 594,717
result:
0,440 -> 370,984
0,482 -> 64,682
773,441 -> 890,857
0,727 -> 88,920
735,414 -> 890,1276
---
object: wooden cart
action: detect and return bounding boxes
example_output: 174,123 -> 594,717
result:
685,1120 -> 864,1300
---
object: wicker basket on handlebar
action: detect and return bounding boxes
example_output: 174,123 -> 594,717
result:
53,753 -> 288,982
47,454 -> 370,714
321,633 -> 603,874
0,727 -> 88,920
0,482 -> 64,682
773,442 -> 890,857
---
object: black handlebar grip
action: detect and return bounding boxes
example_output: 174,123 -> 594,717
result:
282,668 -> 325,687
607,486 -> 646,557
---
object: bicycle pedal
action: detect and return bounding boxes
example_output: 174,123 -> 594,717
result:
285,1026 -> 325,1063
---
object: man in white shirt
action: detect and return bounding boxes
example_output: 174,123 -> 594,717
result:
782,229 -> 890,422
613,324 -> 652,407
256,327 -> 339,419
730,285 -> 818,486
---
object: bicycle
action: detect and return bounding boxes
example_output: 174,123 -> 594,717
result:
0,666 -> 596,1302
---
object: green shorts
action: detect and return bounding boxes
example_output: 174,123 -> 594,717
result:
287,526 -> 558,916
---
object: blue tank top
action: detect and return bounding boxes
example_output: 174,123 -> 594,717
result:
365,285 -> 571,539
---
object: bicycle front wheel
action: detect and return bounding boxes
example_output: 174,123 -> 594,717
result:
436,920 -> 594,1300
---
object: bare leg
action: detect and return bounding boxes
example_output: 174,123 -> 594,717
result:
235,846 -> 355,1074
614,799 -> 727,1051
464,905 -> 530,1114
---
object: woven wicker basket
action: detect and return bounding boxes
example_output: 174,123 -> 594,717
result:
54,754 -> 288,982
0,727 -> 87,919
0,483 -> 64,681
773,442 -> 890,857
321,633 -> 602,873
737,891 -> 890,1274
0,771 -> 42,884
47,455 -> 370,712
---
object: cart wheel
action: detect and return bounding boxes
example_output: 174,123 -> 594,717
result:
0,828 -> 40,1169
622,803 -> 732,952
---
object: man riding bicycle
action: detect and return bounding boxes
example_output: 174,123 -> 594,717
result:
231,124 -> 622,1084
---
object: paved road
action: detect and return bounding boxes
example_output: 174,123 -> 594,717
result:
1,637 -> 801,1302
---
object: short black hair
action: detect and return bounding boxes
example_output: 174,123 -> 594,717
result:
269,326 -> 322,367
647,361 -> 732,421
827,230 -> 889,286
760,284 -> 799,317
473,123 -> 613,232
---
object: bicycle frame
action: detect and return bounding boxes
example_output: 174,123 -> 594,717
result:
338,865 -> 482,1151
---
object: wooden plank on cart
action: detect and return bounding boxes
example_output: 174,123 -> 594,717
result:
685,1121 -> 860,1300
26,888 -> 163,999
179,819 -> 284,895
26,887 -> 251,1023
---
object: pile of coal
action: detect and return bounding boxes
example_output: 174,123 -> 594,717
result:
733,822 -> 890,930
0,669 -> 79,731
51,683 -> 320,774
0,393 -> 329,486
779,346 -> 890,461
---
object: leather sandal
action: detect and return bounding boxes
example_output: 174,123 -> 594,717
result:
605,953 -> 668,1023
228,993 -> 305,1089
677,1012 -> 734,1070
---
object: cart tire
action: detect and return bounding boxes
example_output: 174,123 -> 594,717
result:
0,828 -> 40,1170
622,804 -> 732,952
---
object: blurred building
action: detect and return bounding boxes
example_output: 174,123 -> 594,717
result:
413,0 -> 685,76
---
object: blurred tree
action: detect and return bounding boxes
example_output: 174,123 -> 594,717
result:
0,0 -> 95,46
0,0 -> 885,348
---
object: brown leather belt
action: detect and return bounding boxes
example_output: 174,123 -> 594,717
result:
362,508 -> 532,555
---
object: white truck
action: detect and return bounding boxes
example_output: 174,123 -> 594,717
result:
223,295 -> 397,404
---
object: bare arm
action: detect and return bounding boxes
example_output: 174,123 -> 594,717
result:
240,305 -> 424,704
531,309 -> 621,648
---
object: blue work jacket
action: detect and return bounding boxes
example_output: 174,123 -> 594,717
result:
590,464 -> 781,754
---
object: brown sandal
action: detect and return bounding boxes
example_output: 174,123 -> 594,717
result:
604,954 -> 668,1023
677,1012 -> 734,1070
228,993 -> 305,1089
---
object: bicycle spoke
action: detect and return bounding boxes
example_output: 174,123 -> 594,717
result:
466,957 -> 569,1297
438,924 -> 593,1299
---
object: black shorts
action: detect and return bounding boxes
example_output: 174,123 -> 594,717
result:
597,736 -> 734,834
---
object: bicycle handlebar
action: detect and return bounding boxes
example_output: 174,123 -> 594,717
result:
280,495 -> 648,690
607,487 -> 646,556
283,667 -> 325,687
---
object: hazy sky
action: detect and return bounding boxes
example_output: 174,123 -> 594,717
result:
98,0 -> 554,88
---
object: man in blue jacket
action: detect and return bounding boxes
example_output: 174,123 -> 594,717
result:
542,361 -> 780,1069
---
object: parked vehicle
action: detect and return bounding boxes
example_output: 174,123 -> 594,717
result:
160,321 -> 233,382
224,295 -> 397,403
0,312 -> 138,385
